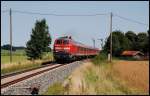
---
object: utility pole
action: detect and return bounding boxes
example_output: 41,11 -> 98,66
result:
92,38 -> 95,48
97,38 -> 103,50
100,39 -> 103,49
110,12 -> 113,62
10,8 -> 12,63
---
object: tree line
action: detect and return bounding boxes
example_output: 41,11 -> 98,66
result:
1,44 -> 25,51
103,30 -> 149,56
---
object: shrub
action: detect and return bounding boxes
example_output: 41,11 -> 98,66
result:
92,52 -> 107,65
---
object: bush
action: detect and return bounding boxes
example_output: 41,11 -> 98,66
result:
117,56 -> 137,61
92,52 -> 107,65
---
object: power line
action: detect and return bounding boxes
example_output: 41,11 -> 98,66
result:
114,14 -> 148,26
2,10 -> 148,26
12,10 -> 107,16
2,9 -> 148,27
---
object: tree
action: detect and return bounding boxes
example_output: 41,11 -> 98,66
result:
103,30 -> 149,57
103,30 -> 131,56
25,19 -> 51,60
125,31 -> 137,50
146,30 -> 149,53
137,32 -> 148,53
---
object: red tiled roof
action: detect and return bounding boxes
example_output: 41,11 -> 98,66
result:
121,51 -> 144,56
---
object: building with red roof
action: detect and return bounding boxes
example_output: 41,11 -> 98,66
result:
121,51 -> 144,60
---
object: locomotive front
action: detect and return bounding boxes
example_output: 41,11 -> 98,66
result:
53,36 -> 73,62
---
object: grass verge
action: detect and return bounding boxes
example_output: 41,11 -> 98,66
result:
43,82 -> 65,95
1,60 -> 41,74
1,52 -> 54,74
1,55 -> 27,64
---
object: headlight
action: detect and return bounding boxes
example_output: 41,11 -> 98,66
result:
55,47 -> 61,49
64,47 -> 70,50
55,47 -> 70,50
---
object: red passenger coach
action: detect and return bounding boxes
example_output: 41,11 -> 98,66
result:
53,36 -> 100,61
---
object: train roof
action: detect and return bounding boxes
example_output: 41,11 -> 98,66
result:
72,40 -> 99,50
56,36 -> 100,50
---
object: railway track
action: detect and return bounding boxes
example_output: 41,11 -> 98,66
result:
1,62 -> 67,89
1,59 -> 90,90
1,62 -> 55,79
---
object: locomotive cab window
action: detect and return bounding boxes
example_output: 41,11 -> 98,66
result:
56,40 -> 62,44
63,40 -> 69,44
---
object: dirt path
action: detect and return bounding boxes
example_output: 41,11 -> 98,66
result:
112,60 -> 149,92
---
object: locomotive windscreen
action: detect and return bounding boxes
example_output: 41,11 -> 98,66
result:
63,40 -> 69,44
56,39 -> 69,44
56,40 -> 62,44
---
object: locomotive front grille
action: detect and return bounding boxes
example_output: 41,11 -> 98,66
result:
53,51 -> 72,60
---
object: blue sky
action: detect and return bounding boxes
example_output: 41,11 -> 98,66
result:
1,1 -> 149,49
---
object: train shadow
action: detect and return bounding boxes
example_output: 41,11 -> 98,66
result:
55,60 -> 74,64
41,61 -> 57,65
41,60 -> 70,65
41,58 -> 90,65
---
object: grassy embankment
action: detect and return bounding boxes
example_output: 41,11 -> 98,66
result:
1,49 -> 53,74
43,53 -> 148,95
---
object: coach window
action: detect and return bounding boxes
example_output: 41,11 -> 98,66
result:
78,47 -> 80,52
80,47 -> 82,52
79,47 -> 81,52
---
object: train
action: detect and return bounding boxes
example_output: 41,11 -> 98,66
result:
53,36 -> 100,62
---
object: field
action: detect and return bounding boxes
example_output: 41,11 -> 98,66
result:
112,60 -> 149,92
44,59 -> 149,95
1,49 -> 53,74
1,49 -> 26,64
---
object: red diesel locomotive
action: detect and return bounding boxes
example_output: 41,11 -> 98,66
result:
53,36 -> 100,61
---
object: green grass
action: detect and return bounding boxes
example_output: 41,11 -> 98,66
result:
1,49 -> 26,56
42,52 -> 54,61
43,82 -> 65,95
85,69 -> 98,84
1,61 -> 41,74
92,52 -> 108,65
1,49 -> 26,64
1,49 -> 54,74
1,49 -> 53,64
1,55 -> 27,64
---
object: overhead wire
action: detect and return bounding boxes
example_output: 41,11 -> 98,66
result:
11,10 -> 108,16
1,9 -> 148,26
113,14 -> 148,26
